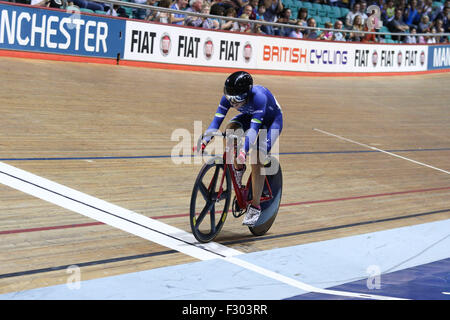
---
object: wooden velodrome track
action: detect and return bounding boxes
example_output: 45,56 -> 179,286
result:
0,56 -> 449,295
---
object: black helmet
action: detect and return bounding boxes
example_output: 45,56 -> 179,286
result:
224,71 -> 253,104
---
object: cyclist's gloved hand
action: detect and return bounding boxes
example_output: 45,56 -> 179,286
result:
193,139 -> 207,154
237,149 -> 246,164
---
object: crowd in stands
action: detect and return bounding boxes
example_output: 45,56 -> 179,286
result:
23,0 -> 450,43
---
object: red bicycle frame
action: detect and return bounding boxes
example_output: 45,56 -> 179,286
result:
215,151 -> 273,211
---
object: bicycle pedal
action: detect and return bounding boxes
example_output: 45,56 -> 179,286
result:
233,210 -> 245,218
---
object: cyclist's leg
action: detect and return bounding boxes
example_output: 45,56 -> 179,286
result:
243,148 -> 265,225
226,114 -> 251,170
250,160 -> 265,208
250,115 -> 283,207
265,114 -> 283,157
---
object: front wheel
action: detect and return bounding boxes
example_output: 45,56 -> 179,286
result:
190,158 -> 232,243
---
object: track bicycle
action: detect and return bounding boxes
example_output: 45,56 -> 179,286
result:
190,131 -> 282,243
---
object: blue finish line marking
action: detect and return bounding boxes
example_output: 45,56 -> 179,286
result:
1,147 -> 449,161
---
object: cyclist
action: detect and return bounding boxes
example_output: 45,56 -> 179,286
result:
199,71 -> 283,226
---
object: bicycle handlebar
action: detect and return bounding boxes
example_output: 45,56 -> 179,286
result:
196,131 -> 244,157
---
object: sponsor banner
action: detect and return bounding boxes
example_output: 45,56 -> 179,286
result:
0,2 -> 125,58
124,20 -> 256,68
124,20 -> 431,73
260,40 -> 427,73
258,37 -> 350,72
352,45 -> 427,72
427,45 -> 450,70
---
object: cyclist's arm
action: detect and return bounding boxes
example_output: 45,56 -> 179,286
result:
203,97 -> 230,144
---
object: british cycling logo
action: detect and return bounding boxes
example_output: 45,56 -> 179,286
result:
160,33 -> 171,56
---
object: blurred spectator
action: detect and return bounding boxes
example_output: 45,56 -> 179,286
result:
239,4 -> 257,20
403,0 -> 420,29
397,0 -> 407,11
363,7 -> 378,42
132,0 -> 151,20
345,2 -> 362,29
296,7 -> 308,31
427,27 -> 437,43
288,26 -> 303,38
305,17 -> 319,39
253,23 -> 265,34
171,0 -> 188,25
261,0 -> 283,35
358,0 -> 368,24
239,4 -> 259,33
417,31 -> 426,43
106,4 -> 119,16
221,7 -> 240,30
211,2 -> 226,17
278,8 -> 296,37
185,0 -> 208,27
249,0 -> 260,15
430,0 -> 448,21
435,6 -> 449,33
238,13 -> 253,32
418,14 -> 431,33
70,0 -> 104,11
280,7 -> 296,24
210,2 -> 226,28
253,2 -> 267,34
319,21 -> 334,40
434,19 -> 446,42
30,0 -> 48,6
106,4 -> 129,17
201,2 -> 221,29
404,26 -> 417,43
336,0 -> 350,9
383,0 -> 396,23
39,0 -> 66,9
421,0 -> 434,18
149,0 -> 172,23
332,19 -> 346,41
349,14 -> 364,41
388,8 -> 410,41
256,2 -> 266,21
222,0 -> 247,11
375,0 -> 386,9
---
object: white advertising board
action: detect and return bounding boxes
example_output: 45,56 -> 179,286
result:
124,20 -> 257,69
123,20 -> 429,73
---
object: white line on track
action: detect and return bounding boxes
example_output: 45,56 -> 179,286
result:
314,128 -> 450,175
0,161 -> 405,300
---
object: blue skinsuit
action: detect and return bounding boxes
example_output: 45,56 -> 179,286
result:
205,85 -> 283,154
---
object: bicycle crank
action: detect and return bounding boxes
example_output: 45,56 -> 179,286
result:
232,196 -> 246,218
